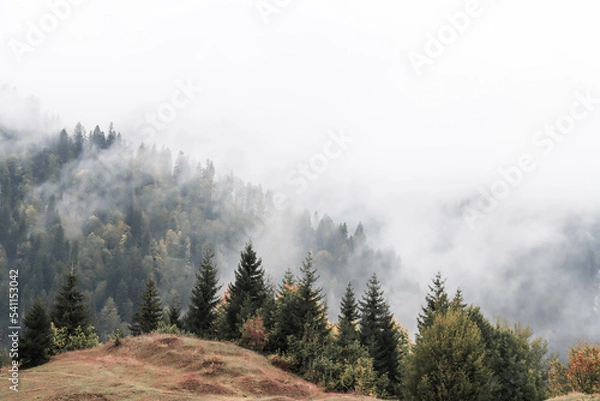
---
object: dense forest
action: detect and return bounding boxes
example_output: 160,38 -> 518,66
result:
0,121 -> 416,340
3,122 -> 600,399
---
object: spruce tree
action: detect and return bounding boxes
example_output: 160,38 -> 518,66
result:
359,273 -> 403,396
267,268 -> 300,353
51,270 -> 89,337
417,271 -> 450,335
168,293 -> 183,330
359,273 -> 386,350
186,246 -> 221,337
21,299 -> 53,368
223,241 -> 267,339
337,282 -> 360,347
130,277 -> 162,336
450,287 -> 467,311
295,252 -> 329,340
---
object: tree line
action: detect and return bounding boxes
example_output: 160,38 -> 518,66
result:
3,124 -> 599,399
20,241 -> 556,401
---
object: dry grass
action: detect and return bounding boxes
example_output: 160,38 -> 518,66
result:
546,394 -> 600,401
0,333 -> 379,401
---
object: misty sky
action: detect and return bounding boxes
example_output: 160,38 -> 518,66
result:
2,0 -> 600,341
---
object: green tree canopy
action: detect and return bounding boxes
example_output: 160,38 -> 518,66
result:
130,277 -> 162,336
405,308 -> 494,401
337,282 -> 360,348
51,270 -> 90,337
21,298 -> 53,368
186,246 -> 221,337
223,241 -> 267,339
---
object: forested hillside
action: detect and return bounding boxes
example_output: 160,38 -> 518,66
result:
0,122 -> 416,340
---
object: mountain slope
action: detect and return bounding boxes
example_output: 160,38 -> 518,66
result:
1,334 -> 378,401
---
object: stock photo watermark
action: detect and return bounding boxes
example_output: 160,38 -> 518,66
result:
137,78 -> 204,139
8,0 -> 87,64
255,0 -> 292,25
7,269 -> 20,392
268,128 -> 353,217
407,0 -> 495,76
464,88 -> 600,230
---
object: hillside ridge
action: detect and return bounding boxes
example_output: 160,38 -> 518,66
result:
0,333 -> 378,401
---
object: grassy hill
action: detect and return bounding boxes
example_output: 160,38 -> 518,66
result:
0,334 -> 379,401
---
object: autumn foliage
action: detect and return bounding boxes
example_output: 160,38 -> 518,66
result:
549,342 -> 600,396
241,315 -> 268,352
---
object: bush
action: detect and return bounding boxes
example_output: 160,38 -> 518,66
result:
339,355 -> 379,396
50,323 -> 99,354
154,321 -> 188,335
286,332 -> 380,396
112,328 -> 123,346
241,315 -> 268,352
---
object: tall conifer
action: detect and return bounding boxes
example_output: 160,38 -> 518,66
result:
186,246 -> 221,337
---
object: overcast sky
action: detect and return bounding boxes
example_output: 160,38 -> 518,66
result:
2,0 -> 600,340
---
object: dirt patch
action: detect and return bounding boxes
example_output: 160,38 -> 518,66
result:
46,393 -> 111,401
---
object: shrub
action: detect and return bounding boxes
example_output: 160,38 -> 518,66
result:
50,323 -> 99,354
241,315 -> 268,352
154,321 -> 188,335
112,328 -> 123,347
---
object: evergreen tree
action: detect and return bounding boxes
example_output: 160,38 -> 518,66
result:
267,268 -> 300,353
223,241 -> 267,339
405,308 -> 494,401
295,252 -> 329,340
450,287 -> 467,311
72,122 -> 85,158
337,282 -> 359,347
488,323 -> 548,401
186,246 -> 221,337
51,270 -> 90,337
359,273 -> 403,396
359,273 -> 386,352
21,299 -> 53,368
97,297 -> 122,342
417,271 -> 450,336
168,293 -> 183,330
130,277 -> 162,336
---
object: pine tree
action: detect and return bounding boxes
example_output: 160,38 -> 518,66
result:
51,270 -> 89,337
337,282 -> 360,347
295,252 -> 329,340
223,241 -> 267,339
359,274 -> 385,351
267,268 -> 300,353
186,246 -> 221,337
168,293 -> 183,330
359,273 -> 403,396
450,287 -> 467,311
21,299 -> 53,368
417,271 -> 450,335
130,277 -> 162,336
